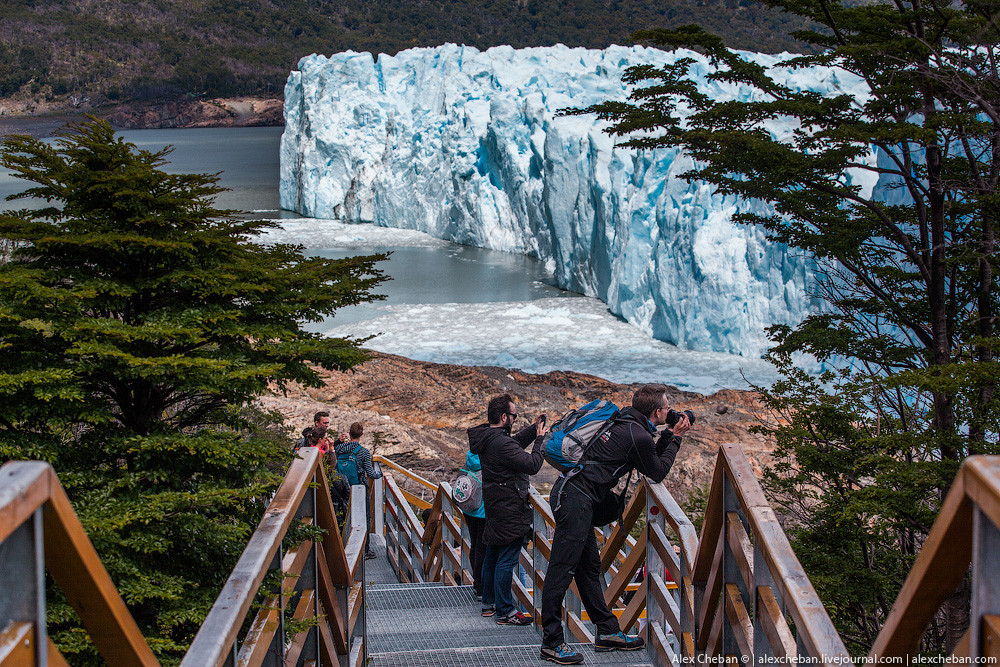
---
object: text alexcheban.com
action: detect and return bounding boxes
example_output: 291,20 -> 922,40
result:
675,657 -> 998,665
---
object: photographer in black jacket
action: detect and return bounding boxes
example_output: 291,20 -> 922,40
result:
469,393 -> 547,626
539,384 -> 691,665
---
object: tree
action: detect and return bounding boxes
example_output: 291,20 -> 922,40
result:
0,119 -> 387,663
578,0 -> 1000,652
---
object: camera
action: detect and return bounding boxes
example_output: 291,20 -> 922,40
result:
665,409 -> 695,428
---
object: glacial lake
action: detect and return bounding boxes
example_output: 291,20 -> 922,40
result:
0,123 -> 777,393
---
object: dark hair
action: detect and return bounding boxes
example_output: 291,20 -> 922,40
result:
307,426 -> 327,441
313,410 -> 330,424
632,384 -> 668,418
349,422 -> 364,440
487,393 -> 515,425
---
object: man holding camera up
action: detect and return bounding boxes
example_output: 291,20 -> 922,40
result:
539,384 -> 692,665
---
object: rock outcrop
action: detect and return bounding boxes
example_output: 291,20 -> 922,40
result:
105,97 -> 283,129
259,351 -> 775,506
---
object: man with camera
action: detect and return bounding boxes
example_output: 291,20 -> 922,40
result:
539,384 -> 692,665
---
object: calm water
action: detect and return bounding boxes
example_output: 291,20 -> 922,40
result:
0,123 -> 573,312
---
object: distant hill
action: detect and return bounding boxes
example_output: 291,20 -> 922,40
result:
0,0 -> 810,110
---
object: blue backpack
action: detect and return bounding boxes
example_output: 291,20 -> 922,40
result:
542,400 -> 620,472
336,444 -> 362,485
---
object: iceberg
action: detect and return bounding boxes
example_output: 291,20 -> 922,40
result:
280,44 -> 871,357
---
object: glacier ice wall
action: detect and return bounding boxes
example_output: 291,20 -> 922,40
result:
280,44 -> 870,357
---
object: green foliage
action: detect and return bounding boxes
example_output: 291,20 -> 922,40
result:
579,0 -> 1000,652
0,0 -> 813,103
0,118 -> 387,664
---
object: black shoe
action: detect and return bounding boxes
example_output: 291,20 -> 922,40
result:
496,610 -> 532,626
594,631 -> 644,652
540,643 -> 584,664
364,549 -> 377,560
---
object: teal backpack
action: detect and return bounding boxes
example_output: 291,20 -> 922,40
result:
336,444 -> 362,485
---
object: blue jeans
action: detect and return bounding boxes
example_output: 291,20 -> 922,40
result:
482,539 -> 522,617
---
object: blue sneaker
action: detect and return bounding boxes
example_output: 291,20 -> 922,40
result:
595,631 -> 644,652
540,643 -> 584,664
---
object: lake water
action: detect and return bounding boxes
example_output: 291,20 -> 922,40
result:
0,122 -> 777,393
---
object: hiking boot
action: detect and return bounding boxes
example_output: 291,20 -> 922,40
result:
594,631 -> 644,652
496,610 -> 532,626
481,605 -> 495,617
540,643 -> 584,664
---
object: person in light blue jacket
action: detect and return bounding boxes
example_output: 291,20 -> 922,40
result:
462,450 -> 488,603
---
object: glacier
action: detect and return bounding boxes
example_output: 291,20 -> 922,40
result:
280,44 -> 873,357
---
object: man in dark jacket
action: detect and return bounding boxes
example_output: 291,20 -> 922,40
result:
469,393 -> 547,626
539,384 -> 691,665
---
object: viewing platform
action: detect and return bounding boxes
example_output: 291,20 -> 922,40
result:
3,445 -> 1000,666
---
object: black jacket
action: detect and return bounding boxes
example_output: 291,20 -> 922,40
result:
569,406 -> 681,501
468,422 -> 543,546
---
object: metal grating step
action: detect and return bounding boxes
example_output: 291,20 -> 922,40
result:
368,644 -> 655,666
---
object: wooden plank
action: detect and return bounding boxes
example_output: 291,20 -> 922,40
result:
183,449 -> 319,667
962,458 -> 1000,535
650,522 -> 682,584
372,456 -> 436,490
0,462 -> 49,544
236,602 -> 279,667
314,458 -> 351,588
719,444 -> 850,661
534,531 -> 552,561
693,457 -> 726,583
47,636 -> 71,667
421,491 -> 443,544
646,480 -> 699,572
983,616 -> 1000,661
316,544 -> 348,655
284,589 -> 317,667
620,578 -> 647,632
651,573 -> 681,637
604,530 -> 647,607
706,598 -> 723,658
0,622 -> 33,667
870,466 -> 973,659
650,622 -> 678,667
529,486 -> 556,527
758,585 -> 795,659
349,637 -> 365,667
513,575 -> 533,617
600,482 -> 646,571
422,522 -> 443,575
682,632 -> 695,660
566,611 -> 594,644
696,532 -> 724,649
41,468 -> 160,667
318,616 -> 338,667
725,583 -> 753,660
443,569 -> 458,587
682,576 -> 695,628
383,476 -> 424,547
726,512 -> 754,593
402,488 -> 432,511
344,578 -> 367,630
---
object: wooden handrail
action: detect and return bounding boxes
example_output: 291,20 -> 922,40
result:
872,456 -> 1000,659
0,461 -> 158,666
373,455 -> 435,491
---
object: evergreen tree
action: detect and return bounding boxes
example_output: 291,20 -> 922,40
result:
577,0 -> 1000,652
0,118 -> 387,663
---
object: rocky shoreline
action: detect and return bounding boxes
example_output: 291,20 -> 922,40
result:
259,350 -> 776,506
0,96 -> 283,136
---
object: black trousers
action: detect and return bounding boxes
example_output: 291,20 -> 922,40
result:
465,513 -> 487,595
541,479 -> 620,646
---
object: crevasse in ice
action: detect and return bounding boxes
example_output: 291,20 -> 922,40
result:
280,44 -> 873,357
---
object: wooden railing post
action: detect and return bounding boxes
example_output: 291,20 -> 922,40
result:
646,488 -> 666,650
971,506 -> 1000,659
372,466 -> 384,538
0,506 -> 46,666
532,498 -> 548,633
